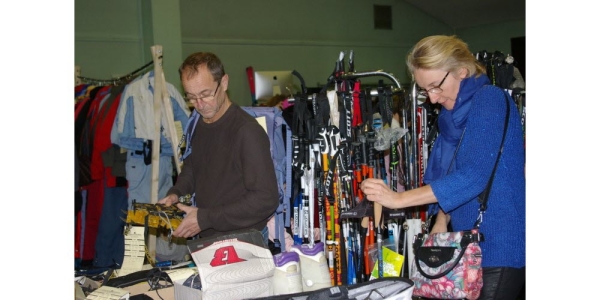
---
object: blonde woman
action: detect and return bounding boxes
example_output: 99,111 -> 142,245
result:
361,35 -> 525,299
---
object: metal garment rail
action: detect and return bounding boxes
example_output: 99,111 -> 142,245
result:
287,88 -> 400,102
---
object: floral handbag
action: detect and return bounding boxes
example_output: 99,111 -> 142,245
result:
410,229 -> 484,299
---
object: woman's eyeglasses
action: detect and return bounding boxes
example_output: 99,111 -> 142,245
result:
417,71 -> 449,97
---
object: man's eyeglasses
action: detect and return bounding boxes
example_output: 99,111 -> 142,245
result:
417,71 -> 449,97
184,80 -> 221,103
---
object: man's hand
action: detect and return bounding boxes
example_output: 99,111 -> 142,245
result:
158,194 -> 179,207
172,204 -> 201,238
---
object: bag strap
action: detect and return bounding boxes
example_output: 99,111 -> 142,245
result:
473,92 -> 511,228
415,245 -> 467,280
445,92 -> 511,228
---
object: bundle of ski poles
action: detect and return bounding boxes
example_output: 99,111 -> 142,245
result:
287,50 -> 437,285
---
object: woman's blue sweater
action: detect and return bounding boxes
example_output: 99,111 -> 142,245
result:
426,75 -> 525,269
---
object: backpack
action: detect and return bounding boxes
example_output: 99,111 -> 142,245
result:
180,107 -> 292,252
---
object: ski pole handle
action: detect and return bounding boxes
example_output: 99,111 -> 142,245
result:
374,203 -> 382,229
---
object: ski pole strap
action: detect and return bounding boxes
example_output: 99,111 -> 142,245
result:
324,151 -> 340,199
364,88 -> 373,130
352,80 -> 362,127
376,80 -> 388,126
292,93 -> 311,137
292,70 -> 308,95
381,86 -> 394,127
315,92 -> 330,128
339,91 -> 353,141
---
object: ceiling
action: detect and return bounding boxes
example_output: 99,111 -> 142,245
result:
402,0 -> 526,29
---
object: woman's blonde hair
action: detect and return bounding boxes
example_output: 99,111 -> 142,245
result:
406,35 -> 485,77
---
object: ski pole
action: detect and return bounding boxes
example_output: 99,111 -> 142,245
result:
390,138 -> 401,253
329,127 -> 343,286
324,130 -> 340,286
293,190 -> 303,245
325,195 -> 335,286
374,201 -> 384,278
302,144 -> 311,242
309,142 -> 319,247
333,178 -> 342,285
317,128 -> 328,242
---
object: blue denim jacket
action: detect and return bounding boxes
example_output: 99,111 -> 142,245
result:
111,70 -> 190,155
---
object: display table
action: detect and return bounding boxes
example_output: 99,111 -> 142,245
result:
126,282 -> 175,300
78,265 -> 196,300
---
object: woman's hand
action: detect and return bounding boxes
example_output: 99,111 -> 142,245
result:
360,178 -> 398,209
430,212 -> 451,234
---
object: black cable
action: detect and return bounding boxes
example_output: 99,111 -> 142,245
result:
146,268 -> 173,291
155,289 -> 165,300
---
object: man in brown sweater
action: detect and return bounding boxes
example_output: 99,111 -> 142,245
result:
158,52 -> 278,243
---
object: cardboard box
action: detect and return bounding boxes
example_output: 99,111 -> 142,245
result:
173,276 -> 273,300
75,276 -> 101,300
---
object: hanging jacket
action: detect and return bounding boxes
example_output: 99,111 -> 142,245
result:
111,70 -> 190,154
90,85 -> 126,187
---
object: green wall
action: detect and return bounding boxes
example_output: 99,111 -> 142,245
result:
457,20 -> 526,55
75,0 -> 525,106
75,1 -> 146,80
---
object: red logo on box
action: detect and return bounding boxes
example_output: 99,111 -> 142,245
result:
209,245 -> 247,267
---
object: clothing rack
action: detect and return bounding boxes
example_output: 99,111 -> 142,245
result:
76,59 -> 156,86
